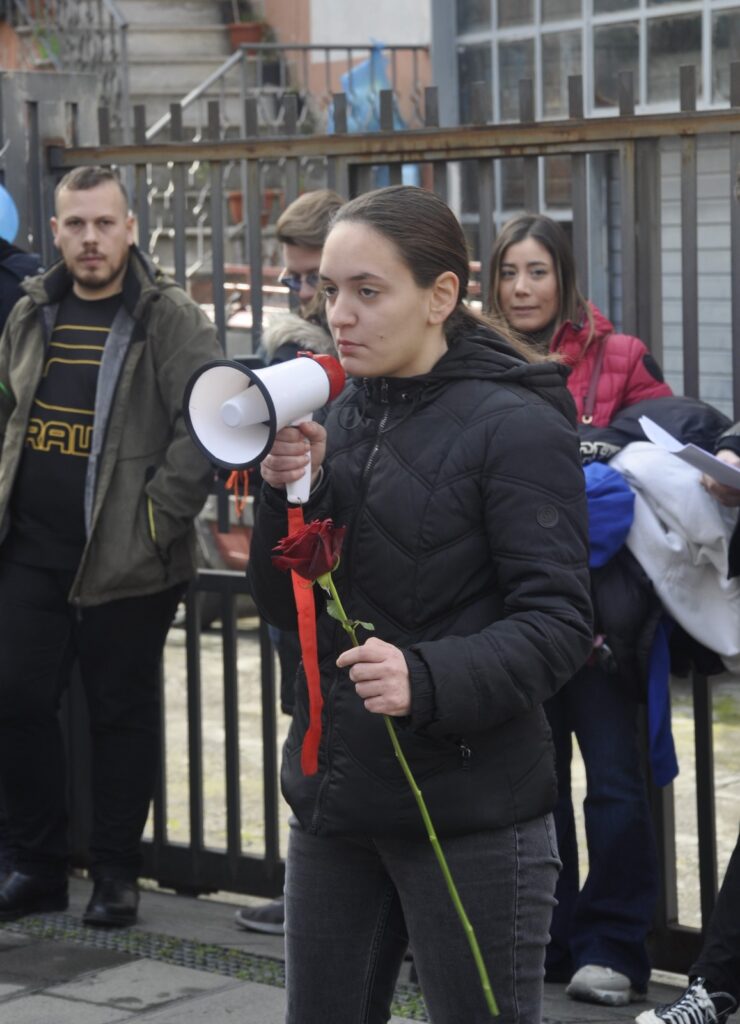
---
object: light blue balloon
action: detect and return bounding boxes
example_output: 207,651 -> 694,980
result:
0,184 -> 19,243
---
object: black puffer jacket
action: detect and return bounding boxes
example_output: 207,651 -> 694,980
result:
249,328 -> 593,839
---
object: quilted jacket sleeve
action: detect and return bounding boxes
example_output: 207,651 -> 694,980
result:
616,334 -> 673,412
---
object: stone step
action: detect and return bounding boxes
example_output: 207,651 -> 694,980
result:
115,0 -> 226,28
127,25 -> 230,60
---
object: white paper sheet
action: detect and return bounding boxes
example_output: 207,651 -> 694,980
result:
638,415 -> 740,489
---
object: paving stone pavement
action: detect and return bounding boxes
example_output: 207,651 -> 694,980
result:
0,876 -> 729,1024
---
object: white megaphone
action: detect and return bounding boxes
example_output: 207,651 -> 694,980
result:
183,352 -> 346,504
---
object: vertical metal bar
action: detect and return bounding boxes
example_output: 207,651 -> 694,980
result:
569,76 -> 589,296
133,105 -> 150,251
328,93 -> 350,198
208,101 -> 227,354
425,87 -> 447,201
152,662 -> 167,852
692,670 -> 718,926
221,592 -> 242,876
259,616 -> 280,873
635,139 -> 664,361
680,67 -> 699,397
283,93 -> 299,204
118,20 -> 132,145
98,106 -> 111,146
170,104 -> 187,289
380,90 -> 402,187
471,84 -> 493,311
27,102 -> 49,265
185,583 -> 205,866
519,79 -> 538,212
731,63 -> 740,420
619,141 -> 638,336
245,97 -> 264,351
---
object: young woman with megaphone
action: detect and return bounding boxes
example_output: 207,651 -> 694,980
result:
246,185 -> 593,1024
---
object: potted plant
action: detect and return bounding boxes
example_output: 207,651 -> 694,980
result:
221,0 -> 266,50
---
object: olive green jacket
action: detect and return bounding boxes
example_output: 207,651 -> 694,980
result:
0,246 -> 221,605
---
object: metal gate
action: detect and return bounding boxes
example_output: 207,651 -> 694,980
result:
6,64 -> 740,972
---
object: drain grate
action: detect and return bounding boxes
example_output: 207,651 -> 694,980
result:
2,914 -> 430,1021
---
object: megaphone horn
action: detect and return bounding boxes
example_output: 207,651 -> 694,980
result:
183,352 -> 345,504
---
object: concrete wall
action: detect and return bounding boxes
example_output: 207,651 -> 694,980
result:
308,0 -> 430,46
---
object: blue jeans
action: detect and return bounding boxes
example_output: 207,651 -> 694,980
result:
284,814 -> 560,1024
544,662 -> 658,990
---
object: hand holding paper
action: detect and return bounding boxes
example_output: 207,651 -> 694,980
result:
638,415 -> 740,491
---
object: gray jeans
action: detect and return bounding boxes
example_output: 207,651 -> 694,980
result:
284,814 -> 560,1023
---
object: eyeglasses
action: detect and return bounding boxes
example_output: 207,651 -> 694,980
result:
279,270 -> 320,293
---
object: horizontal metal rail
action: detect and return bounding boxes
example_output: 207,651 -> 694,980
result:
51,107 -> 740,170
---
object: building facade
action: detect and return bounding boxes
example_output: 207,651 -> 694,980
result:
430,0 -> 740,411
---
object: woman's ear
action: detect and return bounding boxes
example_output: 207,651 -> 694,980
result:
429,271 -> 460,325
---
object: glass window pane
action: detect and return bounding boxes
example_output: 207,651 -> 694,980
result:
458,43 -> 492,124
456,0 -> 491,33
647,14 -> 702,104
647,0 -> 695,5
498,0 -> 533,28
499,38 -> 534,120
713,10 -> 740,104
542,0 -> 581,20
593,23 -> 638,107
594,0 -> 636,12
542,30 -> 582,117
545,156 -> 572,208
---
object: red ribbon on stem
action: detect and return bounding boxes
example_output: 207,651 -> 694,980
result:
286,505 -> 323,775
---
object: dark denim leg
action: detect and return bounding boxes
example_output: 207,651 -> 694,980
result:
378,816 -> 560,1024
76,585 -> 183,880
566,663 -> 658,990
690,829 -> 740,1001
284,823 -> 408,1024
0,563 -> 75,877
544,687 -> 577,980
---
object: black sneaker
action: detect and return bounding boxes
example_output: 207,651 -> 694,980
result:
636,977 -> 738,1023
234,896 -> 285,935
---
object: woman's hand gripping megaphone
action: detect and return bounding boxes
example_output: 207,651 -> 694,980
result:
261,419 -> 328,502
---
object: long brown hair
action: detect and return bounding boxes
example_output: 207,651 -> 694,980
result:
330,186 -> 543,363
487,213 -> 595,347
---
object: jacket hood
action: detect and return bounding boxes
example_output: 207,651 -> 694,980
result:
21,245 -> 171,319
0,240 -> 42,280
261,312 -> 335,363
358,325 -> 577,425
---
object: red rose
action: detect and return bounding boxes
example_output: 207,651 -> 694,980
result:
272,518 -> 346,581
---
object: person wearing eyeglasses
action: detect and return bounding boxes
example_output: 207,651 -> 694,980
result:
276,189 -> 344,317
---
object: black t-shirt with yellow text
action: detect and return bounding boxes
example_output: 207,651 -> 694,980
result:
2,291 -> 122,570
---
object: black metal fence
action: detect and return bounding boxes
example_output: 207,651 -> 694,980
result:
30,68 -> 740,973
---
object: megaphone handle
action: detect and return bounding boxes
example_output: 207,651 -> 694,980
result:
286,413 -> 313,505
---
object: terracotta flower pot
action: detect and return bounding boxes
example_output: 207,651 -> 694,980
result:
227,21 -> 264,51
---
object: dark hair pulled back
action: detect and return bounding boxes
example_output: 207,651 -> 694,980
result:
331,186 -> 538,359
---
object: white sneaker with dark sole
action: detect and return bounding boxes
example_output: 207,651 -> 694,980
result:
567,964 -> 647,1007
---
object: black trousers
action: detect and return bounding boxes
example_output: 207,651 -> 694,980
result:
691,827 -> 740,1001
0,561 -> 182,880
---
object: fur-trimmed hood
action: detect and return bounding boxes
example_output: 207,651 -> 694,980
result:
260,312 -> 335,363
